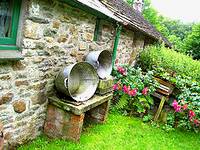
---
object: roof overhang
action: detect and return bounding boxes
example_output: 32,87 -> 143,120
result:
61,0 -> 172,47
77,0 -> 122,22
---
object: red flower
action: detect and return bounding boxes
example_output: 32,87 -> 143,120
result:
117,66 -> 126,76
189,110 -> 195,120
113,84 -> 120,91
123,85 -> 130,94
182,104 -> 188,110
194,119 -> 199,126
142,87 -> 148,95
129,88 -> 137,96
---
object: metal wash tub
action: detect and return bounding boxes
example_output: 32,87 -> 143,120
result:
85,50 -> 112,79
55,62 -> 99,102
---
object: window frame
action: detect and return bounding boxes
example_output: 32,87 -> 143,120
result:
0,0 -> 22,50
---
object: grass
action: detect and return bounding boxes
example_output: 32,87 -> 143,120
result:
18,112 -> 200,150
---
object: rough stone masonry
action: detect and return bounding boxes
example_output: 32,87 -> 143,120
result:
0,0 -> 145,146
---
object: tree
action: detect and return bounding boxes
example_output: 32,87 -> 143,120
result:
183,24 -> 200,60
125,0 -> 193,53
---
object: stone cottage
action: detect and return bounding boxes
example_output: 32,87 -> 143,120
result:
0,0 -> 171,147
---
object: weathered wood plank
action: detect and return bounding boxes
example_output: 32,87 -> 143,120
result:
156,89 -> 171,96
154,96 -> 167,121
154,77 -> 174,96
152,92 -> 164,100
154,77 -> 174,89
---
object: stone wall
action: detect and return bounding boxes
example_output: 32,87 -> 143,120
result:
128,32 -> 145,66
0,0 -> 145,146
115,29 -> 145,66
97,20 -> 115,53
0,0 -> 115,146
116,28 -> 135,65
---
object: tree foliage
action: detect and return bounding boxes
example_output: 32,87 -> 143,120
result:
142,0 -> 193,52
183,24 -> 200,60
125,0 -> 193,53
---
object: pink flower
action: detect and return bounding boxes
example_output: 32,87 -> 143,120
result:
142,87 -> 148,95
117,66 -> 126,76
189,110 -> 195,120
172,100 -> 181,112
113,84 -> 120,91
175,105 -> 181,112
129,88 -> 137,96
172,100 -> 178,108
182,104 -> 188,110
117,66 -> 125,72
123,85 -> 130,94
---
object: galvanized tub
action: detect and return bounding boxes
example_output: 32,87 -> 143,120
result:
85,50 -> 112,79
55,62 -> 99,102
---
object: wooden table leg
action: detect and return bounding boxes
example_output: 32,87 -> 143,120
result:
154,96 -> 166,121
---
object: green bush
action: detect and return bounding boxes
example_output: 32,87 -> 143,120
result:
138,45 -> 200,81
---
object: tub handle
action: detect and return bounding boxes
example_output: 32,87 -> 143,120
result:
64,78 -> 68,88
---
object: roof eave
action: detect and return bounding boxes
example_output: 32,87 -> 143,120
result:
61,0 -> 172,47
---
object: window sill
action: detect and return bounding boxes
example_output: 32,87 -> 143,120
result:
0,50 -> 23,61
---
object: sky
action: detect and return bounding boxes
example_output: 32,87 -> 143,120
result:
151,0 -> 200,23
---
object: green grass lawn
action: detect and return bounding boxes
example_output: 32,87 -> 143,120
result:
18,113 -> 200,150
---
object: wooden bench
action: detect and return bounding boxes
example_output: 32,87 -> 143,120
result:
152,77 -> 174,121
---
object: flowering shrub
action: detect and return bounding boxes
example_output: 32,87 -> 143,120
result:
112,65 -> 159,115
172,81 -> 200,132
170,99 -> 200,132
141,65 -> 200,132
138,46 -> 200,132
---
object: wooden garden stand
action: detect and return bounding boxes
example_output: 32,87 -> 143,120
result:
152,77 -> 174,121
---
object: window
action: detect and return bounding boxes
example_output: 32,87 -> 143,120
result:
0,0 -> 21,50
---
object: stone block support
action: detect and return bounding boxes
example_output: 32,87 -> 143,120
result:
85,100 -> 110,124
96,76 -> 113,95
44,94 -> 112,141
44,105 -> 85,141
